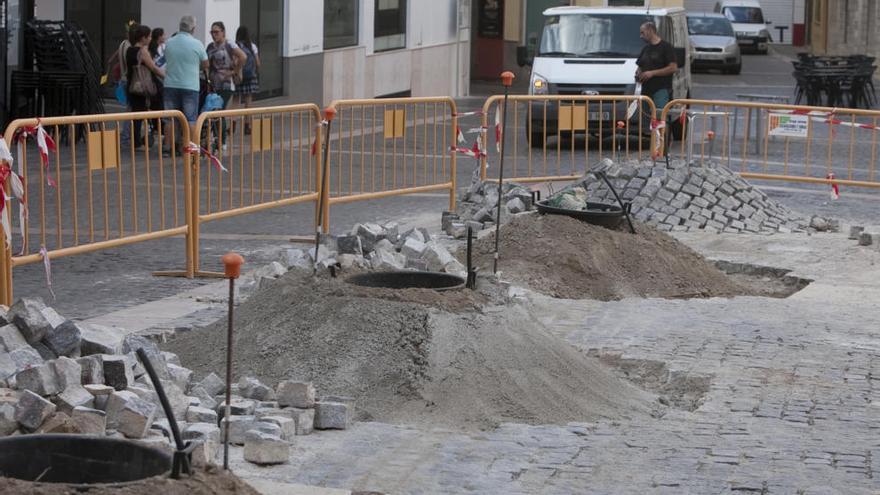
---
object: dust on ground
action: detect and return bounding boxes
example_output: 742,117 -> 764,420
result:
164,272 -> 658,431
0,465 -> 258,494
467,213 -> 761,301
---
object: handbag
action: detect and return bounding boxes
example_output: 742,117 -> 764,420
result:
129,64 -> 157,97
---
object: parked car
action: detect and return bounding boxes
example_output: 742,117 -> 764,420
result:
521,6 -> 692,145
687,12 -> 742,74
715,0 -> 772,54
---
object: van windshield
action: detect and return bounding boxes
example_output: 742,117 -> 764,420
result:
539,14 -> 652,59
687,17 -> 735,36
722,7 -> 764,23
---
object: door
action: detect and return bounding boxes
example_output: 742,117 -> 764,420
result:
240,0 -> 283,99
472,0 -> 504,79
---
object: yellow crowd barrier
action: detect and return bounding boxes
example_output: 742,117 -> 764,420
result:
479,95 -> 658,183
6,96 -> 880,305
0,110 -> 193,305
177,104 -> 323,277
660,99 -> 880,189
323,97 -> 459,232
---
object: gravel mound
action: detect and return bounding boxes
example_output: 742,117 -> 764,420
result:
468,212 -> 755,301
164,272 -> 656,431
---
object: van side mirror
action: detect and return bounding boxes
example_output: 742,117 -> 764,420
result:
517,46 -> 534,67
674,47 -> 686,67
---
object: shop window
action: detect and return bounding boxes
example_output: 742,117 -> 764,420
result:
374,0 -> 406,52
324,0 -> 359,49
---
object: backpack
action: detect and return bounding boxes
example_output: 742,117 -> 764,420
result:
241,44 -> 257,80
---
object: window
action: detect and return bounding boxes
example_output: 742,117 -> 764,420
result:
540,14 -> 651,59
375,0 -> 406,52
324,0 -> 359,49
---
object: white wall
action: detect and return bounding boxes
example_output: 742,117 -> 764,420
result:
286,0 -> 323,56
204,0 -> 240,43
33,0 -> 63,20
410,0 -> 457,48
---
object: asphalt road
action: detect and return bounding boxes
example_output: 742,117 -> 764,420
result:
8,52 -> 880,320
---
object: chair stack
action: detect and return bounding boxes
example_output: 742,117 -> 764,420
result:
16,19 -> 105,119
793,53 -> 877,109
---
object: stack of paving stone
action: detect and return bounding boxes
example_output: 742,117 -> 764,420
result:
276,222 -> 467,278
561,159 -> 835,234
445,171 -> 535,238
0,297 -> 351,466
848,226 -> 880,248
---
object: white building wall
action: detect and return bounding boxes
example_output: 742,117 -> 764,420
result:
285,0 -> 323,56
319,0 -> 462,100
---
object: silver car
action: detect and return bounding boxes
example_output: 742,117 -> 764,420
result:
687,13 -> 742,75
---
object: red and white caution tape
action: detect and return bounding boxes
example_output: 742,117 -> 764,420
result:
827,172 -> 840,200
494,107 -> 502,153
0,138 -> 26,247
310,120 -> 328,156
40,245 -> 55,301
456,126 -> 466,144
14,121 -> 57,187
450,141 -> 487,159
651,119 -> 666,159
626,83 -> 642,120
184,142 -> 228,172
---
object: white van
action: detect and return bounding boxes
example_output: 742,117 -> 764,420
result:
523,6 -> 691,144
715,0 -> 772,54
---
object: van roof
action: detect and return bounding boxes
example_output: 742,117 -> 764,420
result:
686,12 -> 729,19
544,6 -> 686,17
718,0 -> 763,7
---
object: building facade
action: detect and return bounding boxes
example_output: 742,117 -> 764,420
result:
806,0 -> 880,58
12,0 -> 470,104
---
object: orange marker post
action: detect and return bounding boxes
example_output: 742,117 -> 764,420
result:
314,107 -> 337,274
494,71 -> 515,274
221,252 -> 244,470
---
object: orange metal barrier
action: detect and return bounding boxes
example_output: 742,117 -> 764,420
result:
184,104 -> 323,275
0,111 -> 193,305
479,95 -> 658,183
660,99 -> 880,189
323,97 -> 458,231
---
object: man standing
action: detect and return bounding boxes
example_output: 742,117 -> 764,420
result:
163,15 -> 208,146
635,21 -> 678,110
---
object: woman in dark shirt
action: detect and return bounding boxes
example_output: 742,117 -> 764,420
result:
125,25 -> 165,147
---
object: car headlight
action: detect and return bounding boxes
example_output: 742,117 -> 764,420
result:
725,42 -> 738,52
736,31 -> 748,37
531,74 -> 549,95
760,30 -> 770,39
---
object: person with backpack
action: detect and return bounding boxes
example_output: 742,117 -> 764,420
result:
206,21 -> 246,110
235,26 -> 261,115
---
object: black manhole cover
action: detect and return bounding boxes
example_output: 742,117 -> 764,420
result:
536,200 -> 627,229
346,271 -> 465,291
0,434 -> 171,485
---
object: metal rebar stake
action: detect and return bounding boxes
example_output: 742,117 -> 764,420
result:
221,252 -> 244,470
314,108 -> 337,275
493,71 -> 515,274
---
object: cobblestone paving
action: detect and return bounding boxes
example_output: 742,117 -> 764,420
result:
229,233 -> 880,494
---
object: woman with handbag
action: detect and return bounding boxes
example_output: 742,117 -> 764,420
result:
126,24 -> 165,148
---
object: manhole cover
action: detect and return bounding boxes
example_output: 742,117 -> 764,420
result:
346,271 -> 465,291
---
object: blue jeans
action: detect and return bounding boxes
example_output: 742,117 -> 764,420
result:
649,88 -> 671,114
163,87 -> 199,124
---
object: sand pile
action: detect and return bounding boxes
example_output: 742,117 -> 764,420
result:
468,212 -> 756,300
164,272 -> 656,431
